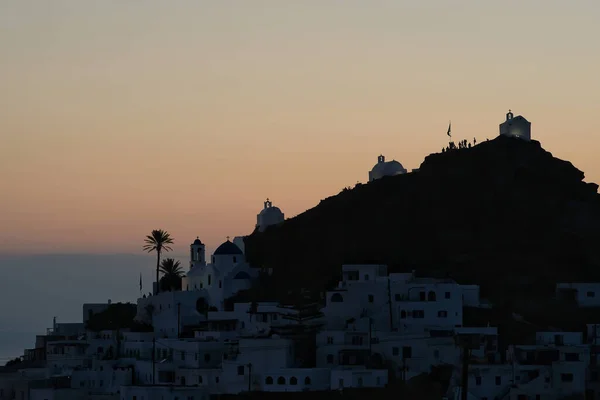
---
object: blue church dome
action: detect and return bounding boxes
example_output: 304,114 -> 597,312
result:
214,240 -> 243,255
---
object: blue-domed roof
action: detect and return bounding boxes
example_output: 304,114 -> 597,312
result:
192,237 -> 203,246
214,240 -> 243,255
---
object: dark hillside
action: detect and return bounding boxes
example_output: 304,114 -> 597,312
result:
244,135 -> 600,309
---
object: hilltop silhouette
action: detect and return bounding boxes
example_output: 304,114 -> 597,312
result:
244,135 -> 600,313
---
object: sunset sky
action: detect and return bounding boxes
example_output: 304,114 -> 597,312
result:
2,0 -> 599,256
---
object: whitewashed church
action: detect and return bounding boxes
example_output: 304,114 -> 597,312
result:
181,237 -> 259,310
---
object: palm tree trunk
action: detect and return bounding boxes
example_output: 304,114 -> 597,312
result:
155,250 -> 160,295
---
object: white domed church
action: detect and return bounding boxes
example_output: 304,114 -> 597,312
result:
256,198 -> 284,232
181,236 -> 259,310
368,155 -> 407,182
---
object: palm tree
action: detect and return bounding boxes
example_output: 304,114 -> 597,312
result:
159,258 -> 184,278
143,229 -> 174,295
159,258 -> 184,292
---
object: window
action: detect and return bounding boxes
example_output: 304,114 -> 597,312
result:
198,376 -> 203,384
233,256 -> 237,263
561,373 -> 574,382
392,347 -> 399,356
304,377 -> 311,385
395,294 -> 401,301
445,292 -> 451,299
219,281 -> 222,288
215,377 -> 219,383
290,377 -> 298,385
326,354 -> 334,364
339,378 -> 344,388
204,353 -> 210,362
400,310 -> 407,319
208,275 -> 211,285
413,310 -> 425,318
357,377 -> 363,387
438,310 -> 448,318
587,291 -> 595,297
277,376 -> 286,385
368,294 -> 374,303
475,376 -> 481,386
265,376 -> 273,385
402,346 -> 412,358
419,292 -> 426,301
180,376 -> 186,386
237,366 -> 244,375
495,376 -> 501,385
428,291 -> 436,301
181,351 -> 185,361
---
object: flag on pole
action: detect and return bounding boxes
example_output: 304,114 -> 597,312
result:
447,121 -> 452,137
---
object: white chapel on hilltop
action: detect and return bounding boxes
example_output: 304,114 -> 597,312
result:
499,109 -> 531,141
256,198 -> 284,232
368,154 -> 407,182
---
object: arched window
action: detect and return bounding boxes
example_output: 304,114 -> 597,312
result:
277,376 -> 286,385
234,271 -> 251,280
428,291 -> 436,301
290,377 -> 298,385
330,293 -> 344,303
304,377 -> 311,385
400,310 -> 407,319
265,376 -> 273,385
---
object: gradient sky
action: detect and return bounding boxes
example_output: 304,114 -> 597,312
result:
1,0 -> 599,256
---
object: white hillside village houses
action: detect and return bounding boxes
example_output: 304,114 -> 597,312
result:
5,112 -> 600,400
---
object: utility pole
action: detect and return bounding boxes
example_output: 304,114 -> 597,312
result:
177,303 -> 181,338
455,334 -> 478,400
368,317 -> 373,364
152,337 -> 156,385
248,363 -> 253,392
461,345 -> 470,400
387,277 -> 394,331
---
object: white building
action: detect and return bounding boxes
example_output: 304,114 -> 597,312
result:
499,109 -> 531,141
256,198 -> 284,232
556,282 -> 600,307
323,265 -> 468,333
368,155 -> 407,182
182,238 -> 259,311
